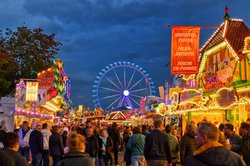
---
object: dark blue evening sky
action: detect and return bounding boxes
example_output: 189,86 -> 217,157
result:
1,0 -> 250,108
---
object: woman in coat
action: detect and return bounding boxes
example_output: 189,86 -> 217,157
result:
56,133 -> 94,166
98,129 -> 114,166
166,125 -> 180,166
180,123 -> 198,165
127,126 -> 146,166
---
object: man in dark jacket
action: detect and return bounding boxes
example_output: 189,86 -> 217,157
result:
85,127 -> 99,159
123,126 -> 132,166
78,124 -> 85,135
224,123 -> 242,154
185,122 -> 246,166
82,120 -> 92,136
0,127 -> 6,148
144,119 -> 172,166
108,122 -> 121,166
0,148 -> 15,166
49,126 -> 64,166
29,125 -> 44,166
240,122 -> 250,166
2,132 -> 28,166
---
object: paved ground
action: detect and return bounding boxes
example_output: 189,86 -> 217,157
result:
118,151 -> 181,166
30,152 -> 180,166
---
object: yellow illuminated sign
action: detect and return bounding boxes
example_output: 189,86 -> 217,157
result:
26,82 -> 38,102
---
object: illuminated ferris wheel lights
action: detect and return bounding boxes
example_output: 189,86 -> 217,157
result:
92,61 -> 155,112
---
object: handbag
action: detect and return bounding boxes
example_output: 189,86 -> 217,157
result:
101,138 -> 114,160
124,134 -> 141,162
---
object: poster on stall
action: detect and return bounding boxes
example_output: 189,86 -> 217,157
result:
37,89 -> 47,105
171,26 -> 200,74
25,82 -> 38,102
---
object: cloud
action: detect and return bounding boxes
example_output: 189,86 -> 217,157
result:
1,0 -> 250,107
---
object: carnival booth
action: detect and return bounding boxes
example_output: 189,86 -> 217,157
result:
170,11 -> 250,130
0,97 -> 15,131
14,59 -> 71,128
108,111 -> 127,125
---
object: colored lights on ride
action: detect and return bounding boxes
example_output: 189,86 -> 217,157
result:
15,80 -> 26,102
171,87 -> 250,113
243,37 -> 250,54
15,109 -> 53,119
38,59 -> 71,104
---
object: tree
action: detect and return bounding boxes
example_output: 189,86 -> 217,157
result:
0,49 -> 16,96
0,26 -> 61,97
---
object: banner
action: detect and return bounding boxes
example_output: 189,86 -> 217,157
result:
171,26 -> 200,74
26,82 -> 38,102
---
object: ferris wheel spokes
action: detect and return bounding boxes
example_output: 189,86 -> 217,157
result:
99,93 -> 121,100
100,86 -> 121,93
128,96 -> 140,107
127,70 -> 135,90
124,67 -> 126,89
118,96 -> 125,108
105,95 -> 123,111
125,97 -> 132,107
130,87 -> 150,94
105,76 -> 122,91
130,94 -> 144,99
128,77 -> 145,91
113,69 -> 124,90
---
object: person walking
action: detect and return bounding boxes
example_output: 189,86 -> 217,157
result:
184,122 -> 246,166
142,125 -> 150,136
127,126 -> 146,166
1,120 -> 7,132
83,120 -> 92,136
41,123 -> 51,166
56,133 -> 95,166
180,123 -> 197,165
144,119 -> 172,166
165,125 -> 179,166
240,122 -> 250,166
62,130 -> 68,148
2,132 -> 28,166
49,125 -> 64,166
0,125 -> 6,148
224,123 -> 242,154
29,124 -> 44,166
85,127 -> 99,164
123,126 -> 132,166
98,129 -> 114,166
218,123 -> 227,145
77,124 -> 85,135
18,121 -> 32,161
108,122 -> 121,166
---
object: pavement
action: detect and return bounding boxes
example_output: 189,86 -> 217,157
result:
29,152 -> 181,166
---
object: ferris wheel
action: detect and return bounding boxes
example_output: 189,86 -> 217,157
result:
92,61 -> 156,112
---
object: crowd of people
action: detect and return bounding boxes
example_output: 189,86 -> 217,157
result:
0,118 -> 249,166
